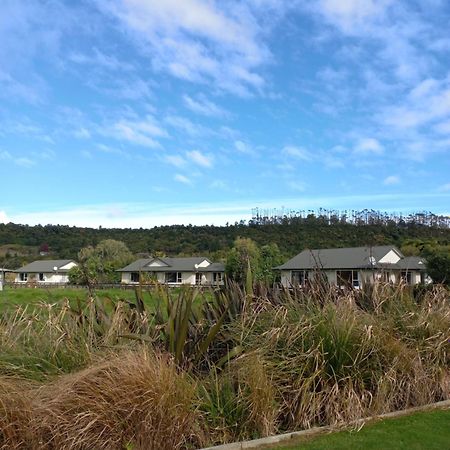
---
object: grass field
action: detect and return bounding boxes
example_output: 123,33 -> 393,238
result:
0,286 -> 139,310
0,285 -> 214,313
272,408 -> 450,450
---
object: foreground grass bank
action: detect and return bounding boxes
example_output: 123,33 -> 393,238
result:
0,282 -> 449,449
274,408 -> 450,450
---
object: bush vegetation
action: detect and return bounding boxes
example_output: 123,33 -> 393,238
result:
0,282 -> 448,449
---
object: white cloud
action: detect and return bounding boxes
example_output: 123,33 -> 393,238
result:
439,182 -> 450,192
7,192 -> 450,228
383,175 -> 400,185
0,210 -> 9,223
315,0 -> 392,33
354,138 -> 384,155
165,115 -> 205,137
73,127 -> 91,139
282,145 -> 313,161
381,78 -> 450,130
0,150 -> 35,167
183,94 -> 227,117
174,173 -> 192,185
15,157 -> 35,168
234,140 -> 256,155
165,154 -> 186,168
100,0 -> 273,94
186,149 -> 213,168
105,115 -> 168,148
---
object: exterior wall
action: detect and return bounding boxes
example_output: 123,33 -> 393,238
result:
378,250 -> 401,264
15,272 -> 70,283
121,271 -> 224,285
281,268 -> 424,287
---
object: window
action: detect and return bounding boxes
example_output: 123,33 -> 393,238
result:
291,270 -> 309,286
20,272 -> 28,282
39,273 -> 45,281
401,271 -> 412,284
213,272 -> 223,283
195,273 -> 202,285
337,270 -> 359,288
166,272 -> 182,283
130,272 -> 140,283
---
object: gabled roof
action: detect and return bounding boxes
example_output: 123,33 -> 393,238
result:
118,257 -> 224,273
276,246 -> 404,270
395,256 -> 427,271
15,260 -> 77,273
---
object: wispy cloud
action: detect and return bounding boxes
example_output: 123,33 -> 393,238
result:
183,94 -> 228,117
234,140 -> 256,156
186,149 -> 213,168
354,138 -> 384,155
100,0 -> 277,95
104,115 -> 168,148
282,145 -> 313,161
165,154 -> 186,168
383,175 -> 400,185
174,173 -> 192,185
0,150 -> 35,167
165,115 -> 206,137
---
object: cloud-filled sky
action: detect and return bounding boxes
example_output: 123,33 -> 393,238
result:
1,0 -> 449,227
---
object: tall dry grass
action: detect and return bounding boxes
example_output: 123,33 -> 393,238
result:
0,282 -> 448,448
1,350 -> 202,450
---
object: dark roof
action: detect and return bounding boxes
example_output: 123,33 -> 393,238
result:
15,260 -> 77,273
118,257 -> 224,273
395,256 -> 427,270
276,246 -> 404,270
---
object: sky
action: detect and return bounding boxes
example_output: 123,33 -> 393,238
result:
1,0 -> 450,228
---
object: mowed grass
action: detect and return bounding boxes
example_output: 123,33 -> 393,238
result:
0,287 -> 139,310
0,285 -> 214,312
271,408 -> 450,450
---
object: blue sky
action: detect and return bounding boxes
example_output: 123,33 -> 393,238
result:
1,0 -> 450,228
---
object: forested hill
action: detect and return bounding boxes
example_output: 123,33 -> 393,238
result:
1,211 -> 449,267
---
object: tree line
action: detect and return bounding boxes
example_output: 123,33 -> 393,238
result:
0,209 -> 449,283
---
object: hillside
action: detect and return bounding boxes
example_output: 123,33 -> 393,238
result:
1,212 -> 449,268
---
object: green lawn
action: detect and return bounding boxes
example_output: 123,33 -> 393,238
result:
0,286 -> 213,313
270,408 -> 450,450
0,287 -> 139,310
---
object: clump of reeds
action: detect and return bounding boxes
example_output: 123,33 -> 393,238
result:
32,349 -> 202,450
0,376 -> 36,449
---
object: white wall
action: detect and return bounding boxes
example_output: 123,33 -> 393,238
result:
378,250 -> 401,264
15,272 -> 70,283
121,271 -> 223,285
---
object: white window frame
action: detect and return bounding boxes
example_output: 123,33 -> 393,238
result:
213,272 -> 223,283
336,270 -> 359,288
291,270 -> 309,286
165,272 -> 182,283
20,272 -> 28,282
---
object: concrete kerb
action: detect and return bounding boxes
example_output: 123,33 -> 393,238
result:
199,399 -> 450,450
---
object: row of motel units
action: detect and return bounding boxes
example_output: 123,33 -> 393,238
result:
117,257 -> 225,285
11,246 -> 428,287
276,245 -> 428,288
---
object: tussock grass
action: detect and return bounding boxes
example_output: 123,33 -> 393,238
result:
0,282 -> 448,448
33,350 -> 201,450
0,376 -> 36,450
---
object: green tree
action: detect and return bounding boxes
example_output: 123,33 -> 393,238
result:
225,238 -> 260,284
259,243 -> 283,284
426,251 -> 450,285
69,240 -> 133,285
